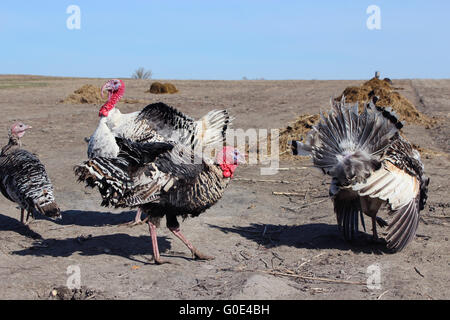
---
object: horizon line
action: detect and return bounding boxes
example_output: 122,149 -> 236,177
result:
1,73 -> 449,82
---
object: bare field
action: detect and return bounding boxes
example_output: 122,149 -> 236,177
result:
0,76 -> 448,300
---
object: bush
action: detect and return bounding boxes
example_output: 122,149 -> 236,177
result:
132,67 -> 152,80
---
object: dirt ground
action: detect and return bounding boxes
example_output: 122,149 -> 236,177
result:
0,75 -> 448,300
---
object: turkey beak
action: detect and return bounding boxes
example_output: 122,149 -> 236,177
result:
101,81 -> 113,99
24,125 -> 32,130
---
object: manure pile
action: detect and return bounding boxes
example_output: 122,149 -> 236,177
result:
62,85 -> 106,104
337,77 -> 435,126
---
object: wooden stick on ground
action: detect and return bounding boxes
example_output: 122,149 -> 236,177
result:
297,252 -> 326,268
258,270 -> 366,285
234,178 -> 292,184
273,191 -> 307,196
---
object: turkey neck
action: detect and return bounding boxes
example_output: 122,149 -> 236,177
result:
1,135 -> 21,156
104,108 -> 124,129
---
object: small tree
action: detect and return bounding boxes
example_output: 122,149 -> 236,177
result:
132,67 -> 152,79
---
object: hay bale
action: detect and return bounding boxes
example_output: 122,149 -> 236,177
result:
149,82 -> 178,94
164,83 -> 178,94
62,85 -> 106,104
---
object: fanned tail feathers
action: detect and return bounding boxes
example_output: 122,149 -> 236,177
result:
298,98 -> 401,185
195,109 -> 233,148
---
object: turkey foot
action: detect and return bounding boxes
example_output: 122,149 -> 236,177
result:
118,209 -> 147,227
119,220 -> 145,228
192,249 -> 215,261
153,257 -> 172,265
169,227 -> 214,261
370,217 -> 387,244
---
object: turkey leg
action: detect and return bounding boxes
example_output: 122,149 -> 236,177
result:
20,209 -> 31,225
360,197 -> 385,243
20,209 -> 25,224
147,220 -> 170,265
371,217 -> 379,240
119,208 -> 146,227
169,227 -> 214,261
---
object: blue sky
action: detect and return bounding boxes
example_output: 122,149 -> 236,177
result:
0,1 -> 449,79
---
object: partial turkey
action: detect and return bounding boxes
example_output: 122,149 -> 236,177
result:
87,79 -> 232,225
75,135 -> 244,264
291,99 -> 429,252
87,79 -> 231,159
0,123 -> 61,224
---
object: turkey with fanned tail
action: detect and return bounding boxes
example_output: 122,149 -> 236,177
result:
0,123 -> 61,225
291,98 -> 429,252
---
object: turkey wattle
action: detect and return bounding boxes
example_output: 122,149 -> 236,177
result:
0,123 -> 61,224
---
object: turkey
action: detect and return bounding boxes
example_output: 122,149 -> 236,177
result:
291,98 -> 429,252
87,79 -> 232,225
87,79 -> 232,159
0,123 -> 61,224
75,136 -> 244,264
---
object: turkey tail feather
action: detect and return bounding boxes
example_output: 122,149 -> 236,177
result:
196,109 -> 233,148
333,191 -> 362,241
294,99 -> 400,185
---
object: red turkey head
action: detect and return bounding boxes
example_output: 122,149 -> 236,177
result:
99,79 -> 125,117
10,122 -> 32,138
215,146 -> 245,178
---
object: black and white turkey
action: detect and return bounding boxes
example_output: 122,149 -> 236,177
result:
87,79 -> 231,158
0,123 -> 61,224
75,134 -> 244,264
86,79 -> 232,225
291,98 -> 429,252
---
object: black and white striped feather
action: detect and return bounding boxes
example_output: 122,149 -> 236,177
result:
88,102 -> 232,159
76,137 -> 231,221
